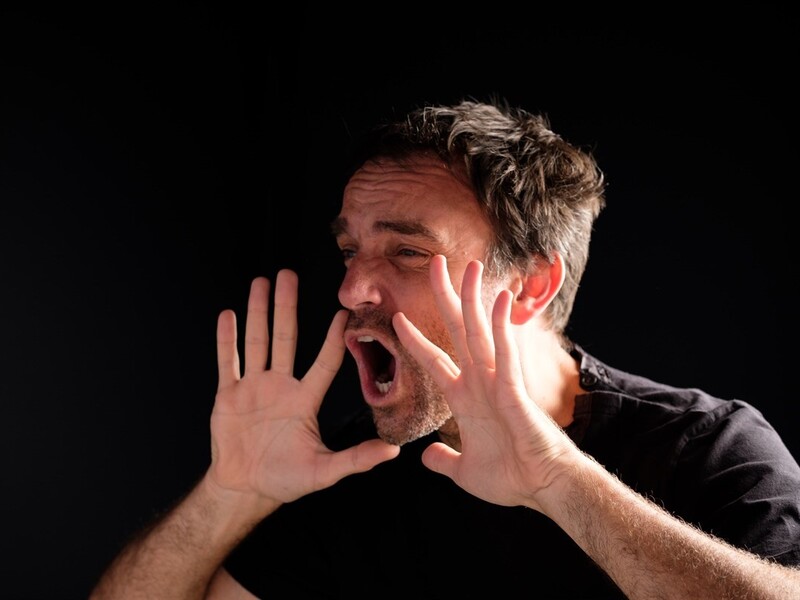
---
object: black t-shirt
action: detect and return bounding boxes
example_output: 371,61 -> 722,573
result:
224,346 -> 800,599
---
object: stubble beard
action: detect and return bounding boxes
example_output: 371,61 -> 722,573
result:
371,342 -> 452,446
346,309 -> 455,446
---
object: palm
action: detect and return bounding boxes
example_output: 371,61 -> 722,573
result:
208,272 -> 399,505
393,256 -> 572,509
211,372 -> 319,501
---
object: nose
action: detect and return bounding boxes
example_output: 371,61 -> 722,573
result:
337,256 -> 384,309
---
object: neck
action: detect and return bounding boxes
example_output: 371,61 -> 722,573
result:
437,423 -> 461,452
522,329 -> 581,428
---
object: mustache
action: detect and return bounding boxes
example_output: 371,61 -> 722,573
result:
345,309 -> 399,344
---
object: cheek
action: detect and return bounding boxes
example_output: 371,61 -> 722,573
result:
402,302 -> 458,361
426,322 -> 457,361
387,269 -> 433,310
402,279 -> 502,362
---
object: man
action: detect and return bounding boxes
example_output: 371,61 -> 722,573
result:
91,99 -> 800,598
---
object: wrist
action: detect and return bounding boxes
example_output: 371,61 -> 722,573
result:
527,450 -> 602,518
197,472 -> 282,534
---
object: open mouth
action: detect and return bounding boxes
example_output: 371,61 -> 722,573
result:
349,334 -> 398,396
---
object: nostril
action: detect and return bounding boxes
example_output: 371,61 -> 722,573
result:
339,270 -> 382,308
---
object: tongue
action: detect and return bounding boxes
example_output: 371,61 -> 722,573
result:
375,357 -> 396,385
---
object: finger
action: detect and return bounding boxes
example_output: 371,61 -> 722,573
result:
317,439 -> 401,488
301,309 -> 348,407
492,290 -> 524,396
429,255 -> 471,365
269,270 -> 299,376
393,311 -> 460,383
461,260 -> 495,368
216,309 -> 240,388
244,277 -> 271,376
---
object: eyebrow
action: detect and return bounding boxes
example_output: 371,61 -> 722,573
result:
330,217 -> 441,242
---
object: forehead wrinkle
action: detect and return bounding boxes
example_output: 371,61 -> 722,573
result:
374,219 -> 439,241
330,216 -> 441,243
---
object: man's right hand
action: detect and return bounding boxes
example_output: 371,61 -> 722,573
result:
90,272 -> 399,600
207,271 -> 399,514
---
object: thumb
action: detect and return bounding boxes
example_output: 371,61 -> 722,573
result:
421,442 -> 459,478
320,440 -> 400,488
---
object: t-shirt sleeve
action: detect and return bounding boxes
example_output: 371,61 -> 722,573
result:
670,400 -> 800,564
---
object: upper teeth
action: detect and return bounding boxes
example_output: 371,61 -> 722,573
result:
358,336 -> 375,342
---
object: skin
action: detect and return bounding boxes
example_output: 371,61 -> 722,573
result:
394,254 -> 800,599
90,156 -> 800,599
334,156 -> 501,446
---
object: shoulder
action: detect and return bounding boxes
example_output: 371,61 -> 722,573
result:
568,343 -> 800,497
570,345 -> 800,563
570,344 -> 771,438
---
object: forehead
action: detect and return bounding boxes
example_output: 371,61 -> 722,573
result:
337,156 -> 490,234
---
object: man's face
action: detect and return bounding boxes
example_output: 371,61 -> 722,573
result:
334,156 -> 495,445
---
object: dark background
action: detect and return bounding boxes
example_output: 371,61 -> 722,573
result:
2,6 -> 797,599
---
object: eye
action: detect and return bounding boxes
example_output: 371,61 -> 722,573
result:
397,248 -> 422,257
393,247 -> 431,270
340,248 -> 356,262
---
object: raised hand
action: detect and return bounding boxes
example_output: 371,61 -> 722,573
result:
208,271 -> 399,506
392,255 -> 580,511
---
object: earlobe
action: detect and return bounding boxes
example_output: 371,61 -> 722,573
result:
509,253 -> 566,325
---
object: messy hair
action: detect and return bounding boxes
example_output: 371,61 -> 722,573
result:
346,97 -> 606,337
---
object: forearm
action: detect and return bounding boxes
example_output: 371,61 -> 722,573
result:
545,456 -> 800,600
90,475 -> 279,600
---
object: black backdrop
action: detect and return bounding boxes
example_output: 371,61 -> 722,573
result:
2,6 -> 798,599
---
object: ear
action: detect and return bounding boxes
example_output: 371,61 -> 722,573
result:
509,253 -> 566,325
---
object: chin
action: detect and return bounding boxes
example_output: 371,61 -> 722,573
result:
370,402 -> 451,446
